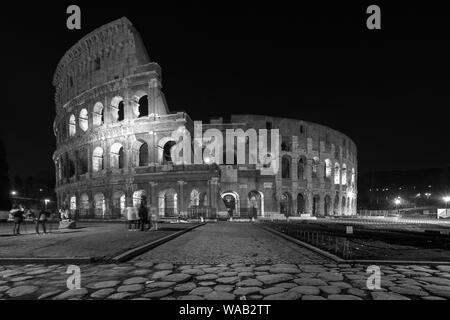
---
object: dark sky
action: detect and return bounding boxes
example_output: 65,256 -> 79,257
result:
2,2 -> 449,182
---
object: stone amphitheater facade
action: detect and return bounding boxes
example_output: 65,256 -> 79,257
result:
52,17 -> 357,220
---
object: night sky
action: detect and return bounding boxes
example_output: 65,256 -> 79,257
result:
2,2 -> 449,183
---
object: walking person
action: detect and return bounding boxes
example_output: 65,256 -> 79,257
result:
36,206 -> 49,235
138,202 -> 149,231
10,204 -> 24,235
127,206 -> 137,231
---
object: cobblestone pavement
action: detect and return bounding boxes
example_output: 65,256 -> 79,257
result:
1,262 -> 450,300
133,222 -> 329,264
1,223 -> 450,300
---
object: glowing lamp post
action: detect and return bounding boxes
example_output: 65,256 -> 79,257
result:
444,196 -> 450,209
44,199 -> 50,210
394,198 -> 401,213
10,191 -> 17,196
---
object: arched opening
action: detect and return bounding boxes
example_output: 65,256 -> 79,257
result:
334,194 -> 340,215
68,157 -> 75,178
324,159 -> 332,178
297,157 -> 305,180
69,115 -> 76,137
280,192 -> 292,216
341,196 -> 346,215
79,109 -> 89,132
334,163 -> 340,184
132,140 -> 148,167
248,190 -> 264,217
159,188 -> 178,217
138,95 -> 148,118
347,197 -> 351,214
112,191 -> 126,218
163,141 -> 176,164
342,164 -> 347,185
94,193 -> 106,217
110,143 -> 125,169
117,101 -> 125,121
139,142 -> 148,166
281,155 -> 291,179
92,147 -> 104,172
80,193 -> 89,216
133,190 -> 147,208
351,168 -> 356,188
190,189 -> 200,207
199,192 -> 208,207
76,148 -> 88,175
297,193 -> 305,214
312,195 -> 320,216
324,195 -> 332,216
221,191 -> 240,217
312,157 -> 320,178
111,96 -> 124,122
93,102 -> 104,126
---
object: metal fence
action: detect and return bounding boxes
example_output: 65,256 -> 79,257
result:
261,221 -> 351,259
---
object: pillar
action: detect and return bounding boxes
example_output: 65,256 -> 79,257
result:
177,180 -> 187,216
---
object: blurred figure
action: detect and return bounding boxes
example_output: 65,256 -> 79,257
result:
59,205 -> 69,220
36,205 -> 49,235
10,204 -> 24,235
138,202 -> 149,231
127,206 -> 138,231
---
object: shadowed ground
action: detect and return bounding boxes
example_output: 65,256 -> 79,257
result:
0,222 -> 195,259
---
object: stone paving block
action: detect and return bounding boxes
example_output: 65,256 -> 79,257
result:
161,273 -> 191,283
117,284 -> 143,292
260,287 -> 286,295
233,287 -> 262,296
319,286 -> 342,295
174,282 -> 197,292
263,291 -> 302,300
204,291 -> 235,300
256,274 -> 293,285
289,286 -> 321,295
91,288 -> 116,299
146,281 -> 175,289
422,285 -> 450,298
6,285 -> 38,298
143,289 -> 173,298
53,288 -> 88,300
371,291 -> 410,300
123,277 -> 149,285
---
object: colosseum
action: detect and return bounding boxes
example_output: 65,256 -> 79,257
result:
52,17 -> 357,221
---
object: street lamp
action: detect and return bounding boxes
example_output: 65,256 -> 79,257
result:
10,190 -> 17,196
443,196 -> 450,209
44,199 -> 50,210
394,198 -> 401,213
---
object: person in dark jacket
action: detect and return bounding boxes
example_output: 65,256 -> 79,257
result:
36,206 -> 49,235
138,202 -> 149,231
10,204 -> 24,235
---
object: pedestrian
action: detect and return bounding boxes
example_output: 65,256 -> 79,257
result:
36,206 -> 49,235
138,202 -> 149,231
127,206 -> 137,231
10,204 -> 24,235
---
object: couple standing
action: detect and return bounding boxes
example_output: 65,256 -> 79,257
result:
127,200 -> 152,231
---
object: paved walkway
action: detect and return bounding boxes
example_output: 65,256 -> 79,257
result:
133,223 -> 329,265
1,223 -> 450,300
0,222 -> 194,259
